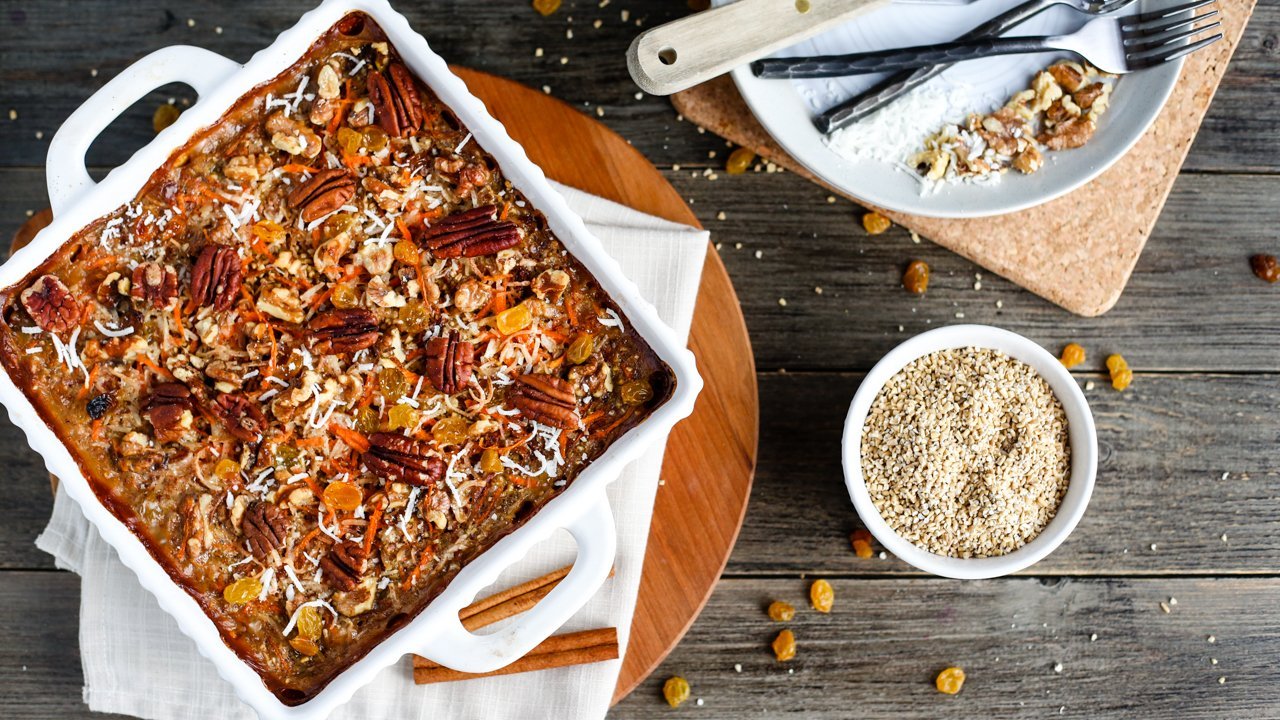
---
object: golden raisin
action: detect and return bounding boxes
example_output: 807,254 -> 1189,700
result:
322,481 -> 363,512
725,147 -> 755,175
290,636 -> 320,656
767,600 -> 795,622
810,579 -> 834,613
433,415 -> 468,447
662,676 -> 691,708
1250,254 -> 1279,283
495,304 -> 533,335
852,539 -> 874,559
620,379 -> 653,406
361,126 -> 389,153
862,212 -> 892,235
771,629 -> 796,661
223,576 -> 262,605
852,528 -> 873,544
152,103 -> 181,133
532,0 -> 562,15
480,448 -> 503,474
1059,342 -> 1086,369
394,239 -> 420,266
336,127 -> 363,156
355,406 -> 379,434
251,220 -> 286,245
566,333 -> 594,365
213,457 -> 241,481
295,605 -> 323,641
379,367 -> 409,401
903,260 -> 930,294
398,301 -> 431,333
1106,354 -> 1132,391
386,403 -> 418,431
935,666 -> 966,694
331,283 -> 360,310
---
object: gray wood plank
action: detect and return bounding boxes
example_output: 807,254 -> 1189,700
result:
729,372 -> 1280,577
3,571 -> 1272,719
0,1 -> 1274,173
612,576 -> 1280,719
4,372 -> 1277,574
3,168 -> 1279,373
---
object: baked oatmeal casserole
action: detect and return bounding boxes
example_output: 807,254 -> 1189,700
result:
0,13 -> 672,704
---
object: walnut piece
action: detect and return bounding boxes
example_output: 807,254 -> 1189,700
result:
20,274 -> 80,333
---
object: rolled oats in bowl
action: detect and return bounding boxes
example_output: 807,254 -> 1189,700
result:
860,347 -> 1070,559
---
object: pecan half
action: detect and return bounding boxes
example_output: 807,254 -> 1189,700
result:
20,274 -> 80,333
510,374 -> 580,430
424,331 -> 474,394
420,205 -> 521,258
320,541 -> 368,592
190,245 -> 244,312
130,262 -> 178,309
309,308 -> 379,354
242,500 -> 289,562
367,63 -> 424,137
211,392 -> 269,443
143,382 -> 195,442
362,432 -> 444,486
287,168 -> 356,223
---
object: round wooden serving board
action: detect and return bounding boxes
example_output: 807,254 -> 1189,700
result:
10,69 -> 758,704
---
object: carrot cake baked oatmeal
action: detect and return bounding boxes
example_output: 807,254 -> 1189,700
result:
0,13 -> 672,704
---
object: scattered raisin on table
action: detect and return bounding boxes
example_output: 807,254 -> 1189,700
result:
863,212 -> 892,235
851,529 -> 874,559
771,629 -> 797,662
935,666 -> 966,694
1059,342 -> 1086,369
1106,354 -> 1132,391
152,103 -> 181,134
903,260 -> 930,294
810,579 -> 834,613
531,0 -> 562,16
662,676 -> 691,708
767,600 -> 796,622
1250,254 -> 1279,283
725,147 -> 755,175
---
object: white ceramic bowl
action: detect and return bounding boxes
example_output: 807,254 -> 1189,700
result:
0,1 -> 702,717
841,325 -> 1096,579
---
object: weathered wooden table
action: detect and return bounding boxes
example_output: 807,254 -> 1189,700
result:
1,2 -> 1277,718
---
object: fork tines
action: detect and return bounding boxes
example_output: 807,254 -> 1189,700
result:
1122,0 -> 1224,68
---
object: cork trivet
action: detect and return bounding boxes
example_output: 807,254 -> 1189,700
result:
672,0 -> 1256,316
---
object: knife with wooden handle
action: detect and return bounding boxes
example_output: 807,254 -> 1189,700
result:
627,0 -> 892,96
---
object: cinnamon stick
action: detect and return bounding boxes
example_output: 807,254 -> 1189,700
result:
457,564 -> 615,632
412,627 -> 619,684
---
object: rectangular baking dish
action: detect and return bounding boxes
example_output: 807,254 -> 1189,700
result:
0,0 -> 702,717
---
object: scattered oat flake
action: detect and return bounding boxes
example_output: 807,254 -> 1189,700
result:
1053,662 -> 1063,673
1159,602 -> 1171,613
716,211 -> 726,221
778,298 -> 787,307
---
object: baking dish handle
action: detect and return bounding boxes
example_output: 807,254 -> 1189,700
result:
413,491 -> 617,674
46,46 -> 242,216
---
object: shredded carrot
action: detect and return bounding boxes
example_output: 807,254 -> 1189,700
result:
395,216 -> 412,243
496,431 -> 535,453
91,418 -> 104,442
172,303 -> 186,341
591,406 -> 637,440
292,528 -> 322,560
355,377 -> 377,409
499,202 -> 512,221
581,411 -> 606,428
136,354 -> 172,379
294,436 -> 327,449
329,423 -> 371,453
280,163 -> 321,174
401,544 -> 436,590
507,473 -> 536,487
362,499 -> 385,558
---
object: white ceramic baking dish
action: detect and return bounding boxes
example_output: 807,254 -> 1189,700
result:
0,0 -> 702,717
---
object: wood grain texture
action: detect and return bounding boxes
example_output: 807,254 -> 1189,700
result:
672,0 -> 1258,317
1,1 -> 1278,718
0,1 -> 1276,173
5,572 -> 1277,720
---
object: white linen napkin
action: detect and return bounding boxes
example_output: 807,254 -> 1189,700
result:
35,181 -> 709,720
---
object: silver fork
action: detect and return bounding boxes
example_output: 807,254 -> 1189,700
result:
753,3 -> 1222,81
816,0 -> 1148,134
